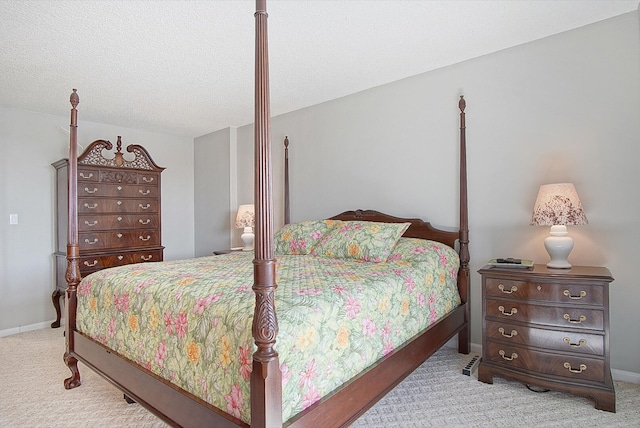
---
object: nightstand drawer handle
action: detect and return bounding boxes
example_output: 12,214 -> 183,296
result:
498,327 -> 518,338
141,255 -> 153,261
499,350 -> 518,361
563,314 -> 587,324
563,290 -> 587,300
498,305 -> 518,316
498,284 -> 517,294
563,362 -> 587,374
83,260 -> 98,267
563,337 -> 587,348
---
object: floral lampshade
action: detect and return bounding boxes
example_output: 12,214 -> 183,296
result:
530,183 -> 588,226
235,204 -> 255,229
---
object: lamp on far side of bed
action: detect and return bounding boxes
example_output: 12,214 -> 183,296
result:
530,183 -> 588,269
235,204 -> 255,251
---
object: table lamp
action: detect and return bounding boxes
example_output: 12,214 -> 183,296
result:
235,204 -> 255,251
530,183 -> 588,269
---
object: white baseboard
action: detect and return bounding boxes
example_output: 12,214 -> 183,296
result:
0,319 -> 62,338
612,368 -> 640,384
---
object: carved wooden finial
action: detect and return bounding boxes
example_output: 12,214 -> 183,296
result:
459,95 -> 466,112
70,89 -> 79,108
284,136 -> 289,149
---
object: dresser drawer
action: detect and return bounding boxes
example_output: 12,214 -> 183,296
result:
78,168 -> 100,182
99,169 -> 139,184
79,214 -> 160,232
485,278 -> 603,306
79,230 -> 161,251
78,183 -> 159,198
485,320 -> 604,356
78,198 -> 159,214
485,341 -> 605,383
79,249 -> 164,275
486,299 -> 604,330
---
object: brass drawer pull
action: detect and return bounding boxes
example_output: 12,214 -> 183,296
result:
84,187 -> 98,194
498,284 -> 517,294
79,172 -> 93,179
84,220 -> 98,227
563,314 -> 587,324
141,255 -> 153,261
498,305 -> 518,316
564,362 -> 587,374
499,350 -> 518,361
139,203 -> 151,210
563,337 -> 587,348
84,238 -> 98,245
83,260 -> 98,267
139,235 -> 151,241
84,203 -> 98,209
563,290 -> 587,300
139,219 -> 151,225
142,176 -> 154,183
499,327 -> 518,338
139,189 -> 151,195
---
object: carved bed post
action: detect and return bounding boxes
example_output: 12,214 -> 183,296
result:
284,136 -> 290,225
457,95 -> 471,354
64,89 -> 82,388
251,1 -> 282,427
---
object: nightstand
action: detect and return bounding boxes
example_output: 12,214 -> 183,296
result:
477,265 -> 615,412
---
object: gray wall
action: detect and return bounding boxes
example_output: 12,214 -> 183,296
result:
194,127 -> 234,255
0,106 -> 195,333
230,11 -> 640,375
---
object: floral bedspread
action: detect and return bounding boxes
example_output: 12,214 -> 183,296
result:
76,246 -> 460,424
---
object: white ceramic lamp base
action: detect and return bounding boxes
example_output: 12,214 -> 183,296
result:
544,225 -> 573,269
241,227 -> 254,251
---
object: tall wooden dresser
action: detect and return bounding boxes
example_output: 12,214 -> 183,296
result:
52,137 -> 164,327
477,265 -> 615,412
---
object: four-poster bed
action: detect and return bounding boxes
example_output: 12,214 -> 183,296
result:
62,1 -> 470,427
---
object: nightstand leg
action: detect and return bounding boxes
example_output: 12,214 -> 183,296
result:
477,362 -> 494,384
51,288 -> 64,328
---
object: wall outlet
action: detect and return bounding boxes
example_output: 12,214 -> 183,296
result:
9,214 -> 18,225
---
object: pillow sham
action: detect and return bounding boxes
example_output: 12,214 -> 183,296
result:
387,237 -> 459,266
311,220 -> 410,263
274,220 -> 342,255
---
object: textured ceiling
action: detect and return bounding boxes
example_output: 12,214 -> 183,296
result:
1,0 -> 638,138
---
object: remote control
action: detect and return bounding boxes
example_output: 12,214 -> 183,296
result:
496,258 -> 521,264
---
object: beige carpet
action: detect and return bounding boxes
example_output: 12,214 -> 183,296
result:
1,328 -> 638,427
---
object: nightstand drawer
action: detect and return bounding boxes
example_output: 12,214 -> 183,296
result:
485,320 -> 604,356
485,341 -> 605,383
485,278 -> 604,306
486,299 -> 604,330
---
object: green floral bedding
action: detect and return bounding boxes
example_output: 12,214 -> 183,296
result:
76,242 -> 460,424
